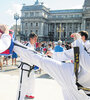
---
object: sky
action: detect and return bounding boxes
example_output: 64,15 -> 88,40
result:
0,0 -> 84,28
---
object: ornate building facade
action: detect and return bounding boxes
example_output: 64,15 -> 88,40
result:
21,0 -> 90,42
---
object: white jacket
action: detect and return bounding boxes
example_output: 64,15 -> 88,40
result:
0,34 -> 11,53
13,40 -> 90,100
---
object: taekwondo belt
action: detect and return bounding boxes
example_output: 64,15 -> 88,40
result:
74,47 -> 90,96
18,62 -> 34,77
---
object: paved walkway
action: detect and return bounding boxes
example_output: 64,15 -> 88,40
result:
0,57 -> 64,100
0,70 -> 64,100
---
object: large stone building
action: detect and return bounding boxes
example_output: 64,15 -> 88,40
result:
21,0 -> 90,42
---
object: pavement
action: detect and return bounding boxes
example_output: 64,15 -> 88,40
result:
0,58 -> 64,100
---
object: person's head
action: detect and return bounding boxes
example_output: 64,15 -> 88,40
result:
62,43 -> 65,47
48,44 -> 52,48
29,32 -> 38,45
38,42 -> 41,47
79,31 -> 88,42
58,40 -> 62,45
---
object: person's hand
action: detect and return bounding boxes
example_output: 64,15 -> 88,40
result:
46,51 -> 53,57
71,33 -> 81,40
0,24 -> 9,35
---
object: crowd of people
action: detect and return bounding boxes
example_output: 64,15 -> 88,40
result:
0,24 -> 90,100
0,35 -> 72,70
23,40 -> 71,55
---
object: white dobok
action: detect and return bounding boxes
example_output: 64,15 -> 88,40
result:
0,34 -> 11,53
13,38 -> 90,100
1,34 -> 90,100
17,42 -> 35,100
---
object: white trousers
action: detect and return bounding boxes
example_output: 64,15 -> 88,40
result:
17,69 -> 35,100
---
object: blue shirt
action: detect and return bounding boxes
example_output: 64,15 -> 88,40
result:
54,45 -> 63,52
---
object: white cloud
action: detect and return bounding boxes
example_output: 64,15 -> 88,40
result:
6,3 -> 22,17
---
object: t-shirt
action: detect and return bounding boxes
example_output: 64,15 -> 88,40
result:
54,45 -> 63,52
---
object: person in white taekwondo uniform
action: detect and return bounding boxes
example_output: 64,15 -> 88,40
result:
47,31 -> 90,99
13,31 -> 90,100
0,24 -> 11,53
2,25 -> 90,100
17,33 -> 38,100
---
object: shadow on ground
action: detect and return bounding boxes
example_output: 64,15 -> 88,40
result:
38,74 -> 53,79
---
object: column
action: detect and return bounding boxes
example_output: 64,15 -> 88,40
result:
21,22 -> 23,34
84,19 -> 86,30
54,23 -> 57,38
66,23 -> 68,38
78,23 -> 81,32
48,24 -> 50,33
72,23 -> 74,33
46,23 -> 48,36
81,18 -> 86,30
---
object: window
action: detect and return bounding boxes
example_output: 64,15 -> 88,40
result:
30,30 -> 33,33
31,23 -> 33,27
64,32 -> 66,38
36,30 -> 38,34
25,23 -> 28,27
69,32 -> 72,36
36,23 -> 38,26
35,12 -> 39,16
25,13 -> 28,17
30,12 -> 34,17
86,23 -> 90,29
25,30 -> 28,34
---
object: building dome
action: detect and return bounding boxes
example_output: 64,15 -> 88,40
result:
83,0 -> 90,7
34,0 -> 40,5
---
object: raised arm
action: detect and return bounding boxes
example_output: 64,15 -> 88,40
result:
53,48 -> 74,62
71,34 -> 90,71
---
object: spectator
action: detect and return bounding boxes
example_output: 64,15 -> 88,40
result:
12,51 -> 18,65
3,56 -> 8,65
36,42 -> 42,53
54,40 -> 64,52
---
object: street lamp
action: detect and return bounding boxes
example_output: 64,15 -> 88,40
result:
14,13 -> 19,37
57,24 -> 64,40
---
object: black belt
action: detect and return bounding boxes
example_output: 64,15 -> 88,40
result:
18,62 -> 34,77
87,94 -> 90,96
62,61 -> 65,63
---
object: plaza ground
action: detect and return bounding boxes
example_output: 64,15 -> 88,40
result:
0,60 -> 64,100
